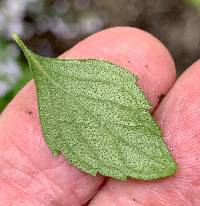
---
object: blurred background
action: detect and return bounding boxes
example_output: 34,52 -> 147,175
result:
0,0 -> 200,112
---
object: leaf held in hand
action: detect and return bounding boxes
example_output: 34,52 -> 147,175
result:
13,33 -> 177,180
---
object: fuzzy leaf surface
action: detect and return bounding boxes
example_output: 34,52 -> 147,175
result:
13,34 -> 177,180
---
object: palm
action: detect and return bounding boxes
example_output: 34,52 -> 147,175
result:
1,27 -> 199,206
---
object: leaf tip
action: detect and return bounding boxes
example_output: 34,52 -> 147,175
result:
170,159 -> 178,174
12,33 -> 29,56
161,156 -> 177,179
12,32 -> 19,42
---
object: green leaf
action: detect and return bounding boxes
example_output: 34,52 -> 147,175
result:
13,33 -> 177,180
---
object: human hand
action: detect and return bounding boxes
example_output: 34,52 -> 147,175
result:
0,27 -> 199,205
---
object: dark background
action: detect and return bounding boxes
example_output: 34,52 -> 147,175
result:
1,0 -> 200,112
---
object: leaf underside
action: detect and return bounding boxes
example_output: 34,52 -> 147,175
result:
13,33 -> 177,180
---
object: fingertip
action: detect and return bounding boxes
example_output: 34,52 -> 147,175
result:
154,58 -> 200,184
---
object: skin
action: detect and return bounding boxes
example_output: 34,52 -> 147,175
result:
0,27 -> 200,205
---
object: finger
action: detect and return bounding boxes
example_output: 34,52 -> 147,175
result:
0,27 -> 175,206
89,60 -> 200,205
